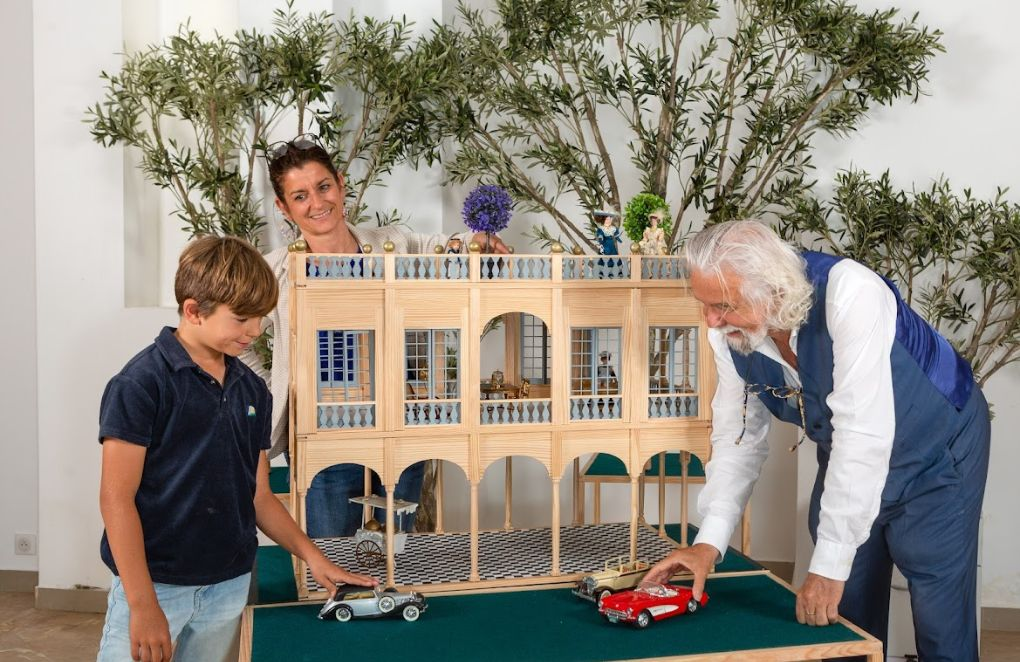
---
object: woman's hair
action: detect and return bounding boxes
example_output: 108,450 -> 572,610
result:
684,220 -> 813,331
175,235 -> 278,318
267,142 -> 340,201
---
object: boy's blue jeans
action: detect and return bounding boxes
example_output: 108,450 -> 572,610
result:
304,461 -> 426,538
97,572 -> 251,662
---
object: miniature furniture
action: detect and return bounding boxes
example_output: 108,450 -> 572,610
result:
287,249 -> 719,598
239,571 -> 882,662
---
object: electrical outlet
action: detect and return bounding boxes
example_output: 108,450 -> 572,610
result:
14,533 -> 36,556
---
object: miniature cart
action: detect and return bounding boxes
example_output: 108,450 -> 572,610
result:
350,495 -> 419,568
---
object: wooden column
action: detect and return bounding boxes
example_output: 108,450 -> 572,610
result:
681,452 -> 690,546
435,461 -> 444,534
470,481 -> 479,581
657,451 -> 666,535
504,458 -> 513,530
629,475 -> 639,562
551,477 -> 561,576
385,486 -> 396,588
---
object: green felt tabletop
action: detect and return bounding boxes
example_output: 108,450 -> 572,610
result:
584,452 -> 705,478
250,573 -> 865,661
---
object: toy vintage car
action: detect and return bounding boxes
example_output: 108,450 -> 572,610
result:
598,583 -> 708,628
572,555 -> 650,605
318,585 -> 427,623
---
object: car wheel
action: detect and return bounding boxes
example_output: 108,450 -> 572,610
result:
597,589 -> 612,607
402,604 -> 421,622
687,598 -> 699,614
378,595 -> 396,613
335,606 -> 353,623
635,610 -> 652,629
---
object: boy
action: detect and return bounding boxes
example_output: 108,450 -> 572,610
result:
97,236 -> 375,662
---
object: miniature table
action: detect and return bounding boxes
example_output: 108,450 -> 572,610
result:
480,381 -> 520,400
239,571 -> 880,661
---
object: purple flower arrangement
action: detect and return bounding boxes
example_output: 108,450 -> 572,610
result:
462,184 -> 512,235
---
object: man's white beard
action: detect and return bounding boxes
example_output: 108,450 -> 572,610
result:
720,325 -> 768,355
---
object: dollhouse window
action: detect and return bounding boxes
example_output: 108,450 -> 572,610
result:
570,327 -> 621,395
519,313 -> 550,385
316,330 -> 374,402
404,329 -> 460,400
647,327 -> 698,393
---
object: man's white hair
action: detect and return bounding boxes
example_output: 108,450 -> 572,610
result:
684,220 -> 813,331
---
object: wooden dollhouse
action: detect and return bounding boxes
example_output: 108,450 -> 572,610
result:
286,245 -> 738,599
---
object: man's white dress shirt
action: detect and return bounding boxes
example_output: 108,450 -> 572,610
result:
694,258 -> 899,581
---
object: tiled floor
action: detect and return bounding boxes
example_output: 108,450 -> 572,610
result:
1,589 -> 1018,661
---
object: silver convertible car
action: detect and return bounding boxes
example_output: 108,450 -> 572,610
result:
317,585 -> 428,623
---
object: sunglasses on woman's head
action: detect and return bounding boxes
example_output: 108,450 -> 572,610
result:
266,133 -> 324,163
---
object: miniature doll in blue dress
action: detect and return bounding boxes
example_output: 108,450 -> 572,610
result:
595,212 -> 622,256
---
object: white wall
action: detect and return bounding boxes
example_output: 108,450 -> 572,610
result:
8,0 -> 1017,613
795,0 -> 1020,610
0,0 -> 39,574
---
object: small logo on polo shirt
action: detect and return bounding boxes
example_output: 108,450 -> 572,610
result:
247,405 -> 257,417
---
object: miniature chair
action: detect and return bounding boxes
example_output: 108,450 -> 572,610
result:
516,378 -> 531,399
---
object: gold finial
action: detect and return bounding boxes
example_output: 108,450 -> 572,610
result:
507,246 -> 515,254
571,245 -> 584,255
468,241 -> 481,253
361,243 -> 373,254
550,241 -> 564,254
382,240 -> 395,253
433,244 -> 445,254
630,242 -> 642,254
287,239 -> 308,253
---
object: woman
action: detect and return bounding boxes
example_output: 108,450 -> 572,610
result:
246,135 -> 507,538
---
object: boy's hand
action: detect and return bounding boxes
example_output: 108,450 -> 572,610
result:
128,599 -> 172,661
308,557 -> 378,593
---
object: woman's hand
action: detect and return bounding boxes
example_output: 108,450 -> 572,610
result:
469,232 -> 510,254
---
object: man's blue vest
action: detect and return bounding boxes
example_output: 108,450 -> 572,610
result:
729,252 -> 976,503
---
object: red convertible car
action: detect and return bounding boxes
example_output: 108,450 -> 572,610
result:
598,583 -> 708,628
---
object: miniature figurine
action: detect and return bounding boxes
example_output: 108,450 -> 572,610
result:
598,583 -> 708,628
445,237 -> 463,254
573,555 -> 651,606
639,209 -> 668,256
594,211 -> 622,256
597,351 -> 619,393
318,585 -> 428,623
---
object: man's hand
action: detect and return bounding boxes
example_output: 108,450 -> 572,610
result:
128,599 -> 172,662
469,232 -> 510,254
796,572 -> 844,626
642,543 -> 718,600
308,557 -> 378,595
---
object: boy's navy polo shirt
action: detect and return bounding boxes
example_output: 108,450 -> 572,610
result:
98,326 -> 271,585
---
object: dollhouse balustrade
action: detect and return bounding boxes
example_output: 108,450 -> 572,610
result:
305,255 -> 384,280
404,401 -> 461,426
316,404 -> 376,429
641,257 -> 687,280
569,396 -> 622,421
480,399 -> 551,425
561,256 -> 631,280
647,395 -> 699,418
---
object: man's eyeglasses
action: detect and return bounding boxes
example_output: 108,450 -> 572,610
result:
736,383 -> 808,452
265,133 -> 324,163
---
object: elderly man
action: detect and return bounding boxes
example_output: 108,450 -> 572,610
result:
644,220 -> 989,661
